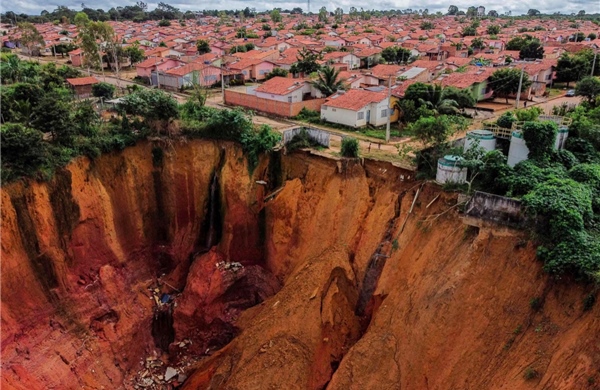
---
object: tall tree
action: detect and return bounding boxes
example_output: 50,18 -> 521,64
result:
519,40 -> 544,60
575,77 -> 600,105
447,5 -> 459,15
17,22 -> 45,60
196,39 -> 211,54
318,7 -> 328,23
555,52 -> 590,87
486,25 -> 500,35
270,9 -> 281,23
489,68 -> 531,104
291,48 -> 322,75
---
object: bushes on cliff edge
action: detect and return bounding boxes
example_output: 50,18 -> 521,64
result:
341,137 -> 359,157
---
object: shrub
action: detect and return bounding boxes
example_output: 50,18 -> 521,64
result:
341,137 -> 359,157
524,367 -> 539,380
1,123 -> 48,183
529,297 -> 542,311
92,82 -> 116,99
522,121 -> 558,161
496,112 -> 516,129
286,128 -> 318,152
240,124 -> 282,172
514,107 -> 543,122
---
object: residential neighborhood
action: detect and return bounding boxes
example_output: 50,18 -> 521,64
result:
1,6 -> 598,128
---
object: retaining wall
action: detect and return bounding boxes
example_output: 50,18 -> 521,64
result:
463,191 -> 524,226
224,90 -> 325,118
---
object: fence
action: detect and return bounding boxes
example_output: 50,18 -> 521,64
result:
463,191 -> 524,226
224,90 -> 325,118
283,127 -> 331,147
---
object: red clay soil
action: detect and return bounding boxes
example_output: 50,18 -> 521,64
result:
1,140 -> 598,390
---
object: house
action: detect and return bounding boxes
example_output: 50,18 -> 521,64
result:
522,60 -> 555,96
66,76 -> 99,99
398,67 -> 429,82
322,52 -> 361,69
438,67 -> 494,101
252,76 -> 321,103
228,59 -> 276,81
321,89 -> 391,128
136,57 -> 184,79
156,63 -> 221,90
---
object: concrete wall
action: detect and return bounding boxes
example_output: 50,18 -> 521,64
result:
224,90 -> 325,117
463,191 -> 524,226
283,127 -> 331,147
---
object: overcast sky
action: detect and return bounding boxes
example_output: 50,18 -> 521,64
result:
6,0 -> 600,16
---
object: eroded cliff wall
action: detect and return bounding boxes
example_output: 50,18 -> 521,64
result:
1,140 -> 598,390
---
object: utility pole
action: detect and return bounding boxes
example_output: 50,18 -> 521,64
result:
515,66 -> 525,109
154,56 -> 160,89
221,65 -> 225,103
591,51 -> 597,77
386,75 -> 392,143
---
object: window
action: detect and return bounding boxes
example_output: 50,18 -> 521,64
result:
323,106 -> 328,110
287,96 -> 292,103
332,108 -> 337,112
358,112 -> 364,120
381,109 -> 388,118
204,75 -> 217,82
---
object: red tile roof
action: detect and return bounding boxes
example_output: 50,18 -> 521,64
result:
66,76 -> 99,86
255,77 -> 306,95
323,89 -> 388,111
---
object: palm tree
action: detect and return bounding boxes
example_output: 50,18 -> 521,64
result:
312,66 -> 346,97
2,54 -> 22,83
416,84 -> 460,115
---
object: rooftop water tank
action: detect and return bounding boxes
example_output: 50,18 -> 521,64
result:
464,129 -> 496,153
507,130 -> 529,167
436,155 -> 467,184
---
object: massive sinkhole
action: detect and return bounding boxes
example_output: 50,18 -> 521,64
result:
1,140 -> 599,390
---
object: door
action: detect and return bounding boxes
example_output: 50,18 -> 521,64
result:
366,110 -> 371,123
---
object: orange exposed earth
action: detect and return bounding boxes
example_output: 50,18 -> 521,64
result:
1,140 -> 598,390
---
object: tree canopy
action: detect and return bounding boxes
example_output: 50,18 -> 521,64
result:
489,68 -> 531,104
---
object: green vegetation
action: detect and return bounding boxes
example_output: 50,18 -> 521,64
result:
380,46 -> 412,64
431,102 -> 600,281
196,39 -> 211,54
341,137 -> 359,157
524,367 -> 539,380
312,66 -> 346,97
92,82 -> 116,99
180,104 -> 280,172
1,55 -> 281,182
264,68 -> 289,80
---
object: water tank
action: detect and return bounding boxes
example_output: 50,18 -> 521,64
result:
554,126 -> 569,150
507,130 -> 529,167
464,129 -> 496,153
436,155 -> 467,184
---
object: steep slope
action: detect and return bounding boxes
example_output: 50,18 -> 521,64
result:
1,140 -> 598,390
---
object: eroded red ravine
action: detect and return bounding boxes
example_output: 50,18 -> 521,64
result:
2,140 -> 598,390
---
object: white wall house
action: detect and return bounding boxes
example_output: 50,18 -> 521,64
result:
320,89 -> 390,128
252,77 -> 322,102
